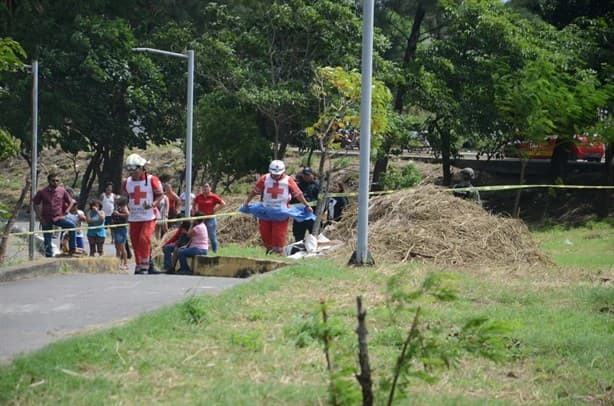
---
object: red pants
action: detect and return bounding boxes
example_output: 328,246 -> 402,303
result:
258,218 -> 289,254
129,220 -> 156,268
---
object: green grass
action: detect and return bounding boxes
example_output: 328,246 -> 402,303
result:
532,220 -> 614,269
1,223 -> 613,405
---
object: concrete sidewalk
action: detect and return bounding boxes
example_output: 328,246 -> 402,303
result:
0,272 -> 246,362
0,222 -> 248,363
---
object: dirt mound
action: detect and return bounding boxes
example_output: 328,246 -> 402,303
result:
217,186 -> 549,267
326,185 -> 550,267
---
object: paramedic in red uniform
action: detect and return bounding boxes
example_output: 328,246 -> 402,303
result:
121,153 -> 164,274
243,160 -> 312,254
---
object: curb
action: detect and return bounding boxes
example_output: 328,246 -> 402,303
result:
0,257 -> 124,283
0,259 -> 60,283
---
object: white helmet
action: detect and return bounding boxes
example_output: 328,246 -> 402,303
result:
269,160 -> 286,175
125,153 -> 149,167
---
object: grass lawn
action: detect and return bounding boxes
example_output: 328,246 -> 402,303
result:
0,222 -> 612,405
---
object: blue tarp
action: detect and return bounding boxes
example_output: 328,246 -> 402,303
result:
240,203 -> 315,222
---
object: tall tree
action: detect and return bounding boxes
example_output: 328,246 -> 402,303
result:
306,66 -> 391,235
0,37 -> 25,160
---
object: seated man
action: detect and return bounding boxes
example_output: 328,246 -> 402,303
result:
32,173 -> 76,257
177,215 -> 209,275
162,220 -> 191,273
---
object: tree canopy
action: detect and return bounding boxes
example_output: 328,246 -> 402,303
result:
0,0 -> 611,198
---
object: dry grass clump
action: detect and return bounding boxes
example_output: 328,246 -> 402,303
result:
326,185 -> 550,267
217,196 -> 261,246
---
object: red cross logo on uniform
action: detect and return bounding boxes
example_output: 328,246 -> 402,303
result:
130,185 -> 147,205
267,182 -> 285,199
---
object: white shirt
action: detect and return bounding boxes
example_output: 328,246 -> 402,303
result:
101,192 -> 115,217
126,175 -> 156,222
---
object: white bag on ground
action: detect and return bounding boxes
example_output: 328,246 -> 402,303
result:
304,232 -> 318,253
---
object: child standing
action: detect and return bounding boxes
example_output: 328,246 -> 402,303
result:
86,199 -> 106,256
65,202 -> 86,253
112,196 -> 130,270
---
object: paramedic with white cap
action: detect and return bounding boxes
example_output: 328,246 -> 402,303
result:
121,153 -> 164,274
243,160 -> 312,254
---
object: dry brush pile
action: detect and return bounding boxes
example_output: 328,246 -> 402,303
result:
328,185 -> 549,267
218,186 -> 550,267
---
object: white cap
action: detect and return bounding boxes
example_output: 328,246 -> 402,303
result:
125,153 -> 149,167
269,160 -> 285,175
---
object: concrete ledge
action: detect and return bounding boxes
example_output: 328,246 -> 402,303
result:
192,256 -> 286,278
0,257 -> 123,283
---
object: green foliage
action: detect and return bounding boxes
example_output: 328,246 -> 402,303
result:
194,91 -> 272,190
180,296 -> 208,326
307,66 -> 392,148
0,129 -> 20,160
0,38 -> 26,78
303,271 -> 514,404
0,38 -> 26,160
229,330 -> 263,352
284,308 -> 346,349
453,317 -> 514,362
378,162 -> 421,190
0,236 -> 613,404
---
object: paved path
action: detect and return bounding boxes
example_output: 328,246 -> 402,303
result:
0,272 -> 246,362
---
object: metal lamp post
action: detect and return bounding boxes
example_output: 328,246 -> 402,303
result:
23,61 -> 38,260
132,47 -> 194,217
355,0 -> 375,265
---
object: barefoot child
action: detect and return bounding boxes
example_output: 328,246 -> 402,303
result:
112,196 -> 130,270
65,202 -> 86,254
86,199 -> 106,256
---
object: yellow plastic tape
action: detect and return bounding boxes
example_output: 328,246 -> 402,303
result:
8,183 -> 613,237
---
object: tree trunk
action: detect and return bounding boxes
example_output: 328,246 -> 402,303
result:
311,155 -> 332,237
0,178 -> 31,266
550,137 -> 572,181
393,3 -> 425,113
355,297 -> 373,406
371,152 -> 389,191
78,147 -> 103,209
440,127 -> 452,185
100,144 -> 125,195
596,141 -> 613,218
513,158 -> 527,218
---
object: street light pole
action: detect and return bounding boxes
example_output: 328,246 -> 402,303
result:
355,0 -> 375,265
132,47 -> 194,217
24,61 -> 38,260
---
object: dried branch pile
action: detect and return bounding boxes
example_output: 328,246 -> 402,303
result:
217,186 -> 549,267
326,185 -> 550,267
217,196 -> 262,246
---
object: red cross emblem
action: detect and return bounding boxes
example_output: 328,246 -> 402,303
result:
130,185 -> 147,205
266,182 -> 284,199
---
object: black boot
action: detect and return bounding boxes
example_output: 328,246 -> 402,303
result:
147,258 -> 161,274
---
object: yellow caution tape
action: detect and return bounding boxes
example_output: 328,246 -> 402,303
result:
7,183 -> 612,237
448,184 -> 614,192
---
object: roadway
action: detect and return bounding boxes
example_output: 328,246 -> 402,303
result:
1,221 -> 248,363
0,272 -> 246,362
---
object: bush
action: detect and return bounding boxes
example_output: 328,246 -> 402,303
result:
380,163 -> 421,190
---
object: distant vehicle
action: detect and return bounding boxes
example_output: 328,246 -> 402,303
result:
504,134 -> 604,161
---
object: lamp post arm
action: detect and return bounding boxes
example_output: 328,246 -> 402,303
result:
132,47 -> 188,59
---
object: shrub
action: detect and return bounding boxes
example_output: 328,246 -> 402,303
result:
380,163 -> 421,190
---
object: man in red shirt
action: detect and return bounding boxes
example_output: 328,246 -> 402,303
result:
121,154 -> 164,274
193,183 -> 226,253
243,160 -> 312,254
32,173 -> 76,257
